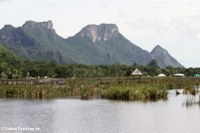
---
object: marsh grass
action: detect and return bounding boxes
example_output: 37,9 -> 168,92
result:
101,85 -> 167,101
0,85 -> 72,99
0,77 -> 200,100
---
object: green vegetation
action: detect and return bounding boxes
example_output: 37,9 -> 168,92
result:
101,85 -> 167,101
0,85 -> 69,99
1,44 -> 200,101
0,44 -> 199,79
0,45 -> 22,79
0,77 -> 200,101
1,60 -> 200,79
0,47 -> 200,79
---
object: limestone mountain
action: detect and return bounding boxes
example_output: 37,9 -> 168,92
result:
22,20 -> 62,50
150,45 -> 183,68
0,20 -> 184,67
66,23 -> 152,65
0,21 -> 64,63
0,24 -> 40,49
21,20 -> 78,64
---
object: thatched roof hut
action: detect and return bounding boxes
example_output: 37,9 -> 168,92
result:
131,68 -> 143,76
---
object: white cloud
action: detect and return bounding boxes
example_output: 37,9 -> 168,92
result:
197,34 -> 200,39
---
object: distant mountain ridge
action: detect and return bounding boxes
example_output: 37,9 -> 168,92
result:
0,21 -> 64,63
0,20 -> 184,68
150,45 -> 183,68
67,23 -> 152,65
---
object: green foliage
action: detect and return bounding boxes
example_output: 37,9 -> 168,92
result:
0,77 -> 200,100
101,85 -> 167,101
0,44 -> 199,79
148,59 -> 158,67
0,45 -> 22,79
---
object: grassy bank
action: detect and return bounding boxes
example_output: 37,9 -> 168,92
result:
0,77 -> 200,100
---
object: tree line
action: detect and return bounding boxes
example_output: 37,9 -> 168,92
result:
0,59 -> 200,79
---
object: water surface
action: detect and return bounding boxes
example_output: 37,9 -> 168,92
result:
0,90 -> 200,133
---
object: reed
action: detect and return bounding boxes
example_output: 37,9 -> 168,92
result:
101,84 -> 167,101
0,85 -> 71,99
0,77 -> 199,100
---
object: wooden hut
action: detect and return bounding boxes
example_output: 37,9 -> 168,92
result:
131,68 -> 143,79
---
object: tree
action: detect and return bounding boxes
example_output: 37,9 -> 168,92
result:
148,59 -> 159,67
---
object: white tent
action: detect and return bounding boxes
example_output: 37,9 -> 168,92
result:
174,73 -> 185,77
158,73 -> 166,77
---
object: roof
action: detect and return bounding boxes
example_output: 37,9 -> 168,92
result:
158,73 -> 166,77
174,73 -> 185,77
131,68 -> 143,76
194,74 -> 200,77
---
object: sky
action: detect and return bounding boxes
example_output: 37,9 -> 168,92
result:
0,0 -> 200,67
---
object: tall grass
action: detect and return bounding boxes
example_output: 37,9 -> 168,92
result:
0,85 -> 70,99
101,84 -> 167,101
0,77 -> 200,100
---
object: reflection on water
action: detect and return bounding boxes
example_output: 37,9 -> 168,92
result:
0,90 -> 200,133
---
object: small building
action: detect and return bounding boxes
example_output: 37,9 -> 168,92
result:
174,73 -> 185,77
158,73 -> 166,77
131,68 -> 143,78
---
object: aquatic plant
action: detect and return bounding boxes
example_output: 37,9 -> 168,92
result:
0,77 -> 200,101
101,85 -> 167,101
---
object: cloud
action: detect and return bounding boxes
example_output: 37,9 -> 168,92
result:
197,34 -> 200,39
0,0 -> 200,67
0,0 -> 11,2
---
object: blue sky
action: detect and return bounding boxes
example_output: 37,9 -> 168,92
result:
0,0 -> 200,67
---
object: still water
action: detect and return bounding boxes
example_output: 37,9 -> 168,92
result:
0,90 -> 200,133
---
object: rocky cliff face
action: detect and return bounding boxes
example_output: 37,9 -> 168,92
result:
0,25 -> 15,43
75,24 -> 119,43
67,23 -> 152,65
22,20 -> 56,33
